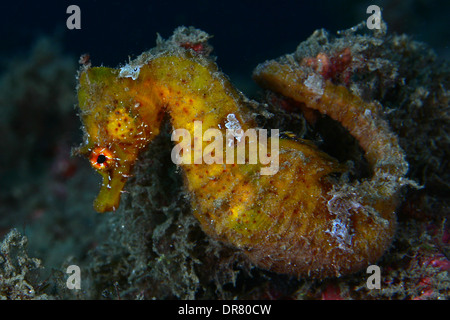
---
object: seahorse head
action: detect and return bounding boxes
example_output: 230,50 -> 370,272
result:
74,66 -> 153,212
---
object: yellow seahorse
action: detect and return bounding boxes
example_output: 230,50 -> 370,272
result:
74,27 -> 411,278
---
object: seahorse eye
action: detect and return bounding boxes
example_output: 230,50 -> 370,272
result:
90,147 -> 114,170
96,154 -> 107,164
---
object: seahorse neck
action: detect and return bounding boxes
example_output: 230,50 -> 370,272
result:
131,54 -> 256,136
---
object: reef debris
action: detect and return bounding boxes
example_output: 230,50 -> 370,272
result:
0,229 -> 50,299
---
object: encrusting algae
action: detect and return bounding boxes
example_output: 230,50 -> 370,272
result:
74,26 -> 418,278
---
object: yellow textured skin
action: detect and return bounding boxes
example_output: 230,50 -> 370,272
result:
253,60 -> 409,181
74,31 -> 411,277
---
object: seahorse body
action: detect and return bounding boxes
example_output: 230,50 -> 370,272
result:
75,28 -> 408,278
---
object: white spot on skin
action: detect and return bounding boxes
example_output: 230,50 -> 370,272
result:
225,113 -> 241,130
328,218 -> 353,250
119,64 -> 143,80
225,113 -> 243,144
304,73 -> 324,95
325,193 -> 360,251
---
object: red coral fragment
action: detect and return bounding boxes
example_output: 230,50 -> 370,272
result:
180,42 -> 211,55
303,48 -> 353,85
427,255 -> 450,272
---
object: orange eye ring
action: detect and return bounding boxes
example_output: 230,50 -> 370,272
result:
90,147 -> 114,170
